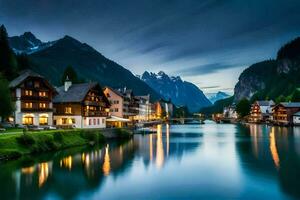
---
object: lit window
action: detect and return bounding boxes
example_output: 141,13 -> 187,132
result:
39,103 -> 46,108
25,90 -> 32,96
65,107 -> 72,114
39,117 -> 48,125
39,91 -> 47,97
25,102 -> 33,108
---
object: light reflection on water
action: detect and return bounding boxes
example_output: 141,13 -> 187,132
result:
0,122 -> 300,199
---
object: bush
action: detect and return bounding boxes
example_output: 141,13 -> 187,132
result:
114,128 -> 132,139
53,131 -> 63,142
16,134 -> 35,146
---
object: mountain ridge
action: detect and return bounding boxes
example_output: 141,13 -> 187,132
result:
141,71 -> 211,112
8,32 -> 161,100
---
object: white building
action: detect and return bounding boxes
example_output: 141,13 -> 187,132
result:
9,70 -> 57,126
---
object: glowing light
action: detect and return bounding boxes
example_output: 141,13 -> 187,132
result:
21,166 -> 35,174
270,127 -> 280,169
103,145 -> 111,176
60,156 -> 72,170
38,162 -> 49,188
156,124 -> 164,168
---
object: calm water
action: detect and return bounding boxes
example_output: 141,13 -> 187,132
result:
1,121 -> 300,200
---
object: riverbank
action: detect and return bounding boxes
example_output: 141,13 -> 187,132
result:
0,128 -> 132,161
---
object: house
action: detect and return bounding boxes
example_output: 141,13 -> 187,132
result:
223,104 -> 238,119
158,99 -> 173,119
293,111 -> 300,125
249,100 -> 275,123
272,102 -> 300,126
9,70 -> 57,126
103,87 -> 139,127
133,95 -> 157,122
53,79 -> 110,128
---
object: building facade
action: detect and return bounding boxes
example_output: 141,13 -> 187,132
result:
53,80 -> 110,128
249,100 -> 274,123
272,103 -> 300,126
9,70 -> 57,126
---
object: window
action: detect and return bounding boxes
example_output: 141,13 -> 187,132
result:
25,90 -> 32,96
97,119 -> 100,125
22,116 -> 33,125
65,107 -> 72,114
93,119 -> 96,125
89,119 -> 92,125
62,118 -> 75,124
102,119 -> 105,124
39,117 -> 48,125
115,108 -> 119,112
25,102 -> 33,108
39,103 -> 46,108
39,91 -> 47,97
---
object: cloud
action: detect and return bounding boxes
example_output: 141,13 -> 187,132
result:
175,63 -> 243,76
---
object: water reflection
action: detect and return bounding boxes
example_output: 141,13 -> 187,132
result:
0,124 -> 300,199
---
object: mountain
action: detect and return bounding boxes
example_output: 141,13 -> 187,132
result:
206,91 -> 230,104
8,32 -> 54,54
141,71 -> 211,112
234,37 -> 300,102
8,33 -> 160,100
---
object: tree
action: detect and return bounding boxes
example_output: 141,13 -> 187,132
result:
61,65 -> 80,84
16,53 -> 31,71
0,75 -> 14,121
236,98 -> 251,118
0,25 -> 18,80
291,89 -> 300,102
275,95 -> 286,104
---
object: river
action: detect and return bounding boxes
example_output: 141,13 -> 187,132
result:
0,121 -> 300,199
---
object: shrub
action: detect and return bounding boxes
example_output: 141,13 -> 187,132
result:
80,130 -> 98,142
114,128 -> 132,139
16,134 -> 35,146
53,131 -> 63,142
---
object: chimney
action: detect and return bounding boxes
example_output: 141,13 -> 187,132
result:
64,76 -> 72,92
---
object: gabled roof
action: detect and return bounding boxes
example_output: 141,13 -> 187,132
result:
256,100 -> 275,106
293,111 -> 300,116
104,86 -> 125,98
274,102 -> 300,108
9,70 -> 56,92
54,82 -> 109,105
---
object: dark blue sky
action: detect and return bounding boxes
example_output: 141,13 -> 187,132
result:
1,0 -> 300,93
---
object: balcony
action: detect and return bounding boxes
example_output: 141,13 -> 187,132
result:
21,107 -> 53,112
83,111 -> 108,117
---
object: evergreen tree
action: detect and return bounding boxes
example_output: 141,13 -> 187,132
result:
275,95 -> 286,104
291,89 -> 300,102
0,75 -> 14,121
61,65 -> 79,84
236,98 -> 251,118
0,25 -> 17,80
16,53 -> 31,71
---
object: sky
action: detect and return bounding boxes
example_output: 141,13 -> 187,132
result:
1,0 -> 300,94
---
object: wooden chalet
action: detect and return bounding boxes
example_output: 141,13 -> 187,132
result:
53,79 -> 110,128
9,70 -> 57,126
272,102 -> 300,126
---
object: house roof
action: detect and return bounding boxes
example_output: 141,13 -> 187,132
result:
104,86 -> 125,98
54,82 -> 109,104
9,70 -> 56,92
256,100 -> 275,106
293,111 -> 300,116
274,102 -> 300,109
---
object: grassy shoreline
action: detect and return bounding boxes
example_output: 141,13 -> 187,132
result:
0,128 -> 132,161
